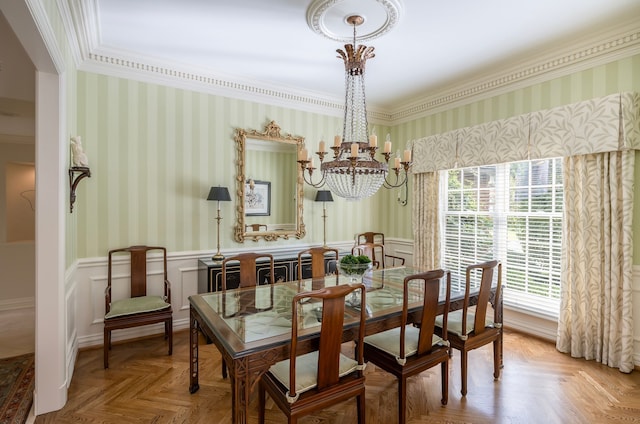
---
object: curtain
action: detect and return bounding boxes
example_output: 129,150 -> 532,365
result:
411,172 -> 440,269
557,151 -> 635,373
411,93 -> 638,371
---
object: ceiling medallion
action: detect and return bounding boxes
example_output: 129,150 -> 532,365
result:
306,0 -> 403,43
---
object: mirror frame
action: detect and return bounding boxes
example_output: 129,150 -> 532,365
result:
234,121 -> 306,242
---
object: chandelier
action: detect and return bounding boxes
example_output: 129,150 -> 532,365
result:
298,15 -> 412,201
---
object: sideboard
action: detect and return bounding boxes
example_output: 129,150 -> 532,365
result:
197,251 -> 340,293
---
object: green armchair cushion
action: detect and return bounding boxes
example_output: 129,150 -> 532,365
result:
105,295 -> 170,319
435,309 -> 496,337
268,351 -> 358,399
364,325 -> 446,359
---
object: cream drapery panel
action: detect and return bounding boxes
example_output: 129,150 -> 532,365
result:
411,172 -> 439,269
410,92 -> 638,371
558,151 -> 635,373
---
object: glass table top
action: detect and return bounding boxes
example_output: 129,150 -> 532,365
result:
196,266 -> 451,344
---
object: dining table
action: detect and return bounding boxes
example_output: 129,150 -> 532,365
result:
188,265 -> 502,424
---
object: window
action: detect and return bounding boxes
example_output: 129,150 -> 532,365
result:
442,158 -> 563,317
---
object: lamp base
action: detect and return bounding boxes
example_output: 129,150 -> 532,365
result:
212,253 -> 225,261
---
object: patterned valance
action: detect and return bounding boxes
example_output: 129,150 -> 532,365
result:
412,92 -> 640,173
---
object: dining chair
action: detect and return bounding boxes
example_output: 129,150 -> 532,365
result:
352,242 -> 385,269
258,283 -> 367,424
355,231 -> 385,245
221,252 -> 275,290
362,269 -> 451,424
245,223 -> 267,231
352,241 -> 405,269
219,252 -> 275,378
296,246 -> 339,280
103,245 -> 172,369
435,260 -> 502,396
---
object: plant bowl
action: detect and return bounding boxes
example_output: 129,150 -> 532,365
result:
337,261 -> 373,282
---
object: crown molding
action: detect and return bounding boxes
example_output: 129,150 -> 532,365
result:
64,2 -> 639,126
390,22 -> 640,123
57,0 -> 99,66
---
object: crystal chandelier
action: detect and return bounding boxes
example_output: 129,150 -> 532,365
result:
298,15 -> 412,201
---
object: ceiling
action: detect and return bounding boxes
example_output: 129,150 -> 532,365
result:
85,0 -> 640,114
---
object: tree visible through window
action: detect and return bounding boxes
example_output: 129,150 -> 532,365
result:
442,158 -> 562,311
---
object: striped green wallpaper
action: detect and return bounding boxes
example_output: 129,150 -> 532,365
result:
73,53 -> 640,261
74,73 -> 393,257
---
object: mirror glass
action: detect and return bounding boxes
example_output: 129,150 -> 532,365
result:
234,121 -> 306,242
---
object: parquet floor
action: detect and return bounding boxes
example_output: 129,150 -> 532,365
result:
34,329 -> 640,424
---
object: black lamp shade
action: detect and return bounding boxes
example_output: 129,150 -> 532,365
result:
315,190 -> 333,202
207,186 -> 231,201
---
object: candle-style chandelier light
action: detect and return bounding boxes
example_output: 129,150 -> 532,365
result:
297,15 -> 412,201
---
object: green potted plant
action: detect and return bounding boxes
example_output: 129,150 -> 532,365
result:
337,254 -> 373,282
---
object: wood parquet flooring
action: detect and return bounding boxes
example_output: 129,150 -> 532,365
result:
34,329 -> 640,424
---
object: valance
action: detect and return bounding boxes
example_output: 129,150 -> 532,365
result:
411,92 -> 640,174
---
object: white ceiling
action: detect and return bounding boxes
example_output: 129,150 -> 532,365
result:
90,0 -> 640,112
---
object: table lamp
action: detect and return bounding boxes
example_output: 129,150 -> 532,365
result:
207,186 -> 231,261
315,190 -> 333,247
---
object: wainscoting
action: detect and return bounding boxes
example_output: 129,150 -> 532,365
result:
66,241 -> 640,368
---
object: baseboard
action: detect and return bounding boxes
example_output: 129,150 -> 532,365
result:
0,297 -> 35,312
503,306 -> 558,342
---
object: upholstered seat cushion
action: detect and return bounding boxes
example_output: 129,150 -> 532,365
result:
105,295 -> 170,319
435,309 -> 497,337
268,351 -> 359,397
363,325 -> 446,359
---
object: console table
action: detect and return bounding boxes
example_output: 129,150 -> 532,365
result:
197,251 -> 340,293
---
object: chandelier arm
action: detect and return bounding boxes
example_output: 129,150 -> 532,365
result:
382,170 -> 408,189
397,179 -> 408,206
299,164 -> 326,188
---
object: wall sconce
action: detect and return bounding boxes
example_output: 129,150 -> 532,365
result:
69,136 -> 90,213
315,190 -> 333,247
207,186 -> 231,261
69,167 -> 91,213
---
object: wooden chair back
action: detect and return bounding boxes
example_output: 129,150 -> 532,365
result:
400,269 -> 450,359
290,283 -> 367,394
106,245 -> 170,307
352,242 -> 385,268
221,252 -> 274,290
245,223 -> 267,231
297,247 -> 339,280
355,231 -> 385,245
462,260 -> 501,337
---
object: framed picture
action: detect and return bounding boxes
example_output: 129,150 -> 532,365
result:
245,180 -> 271,216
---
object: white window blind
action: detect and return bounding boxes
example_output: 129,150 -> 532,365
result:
442,158 -> 563,316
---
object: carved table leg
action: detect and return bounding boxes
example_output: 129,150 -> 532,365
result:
230,356 -> 251,424
189,307 -> 200,394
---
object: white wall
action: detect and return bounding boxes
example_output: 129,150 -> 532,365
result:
0,9 -> 36,308
0,143 -> 35,305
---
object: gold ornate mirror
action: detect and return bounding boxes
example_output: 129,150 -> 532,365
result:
234,121 -> 306,242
